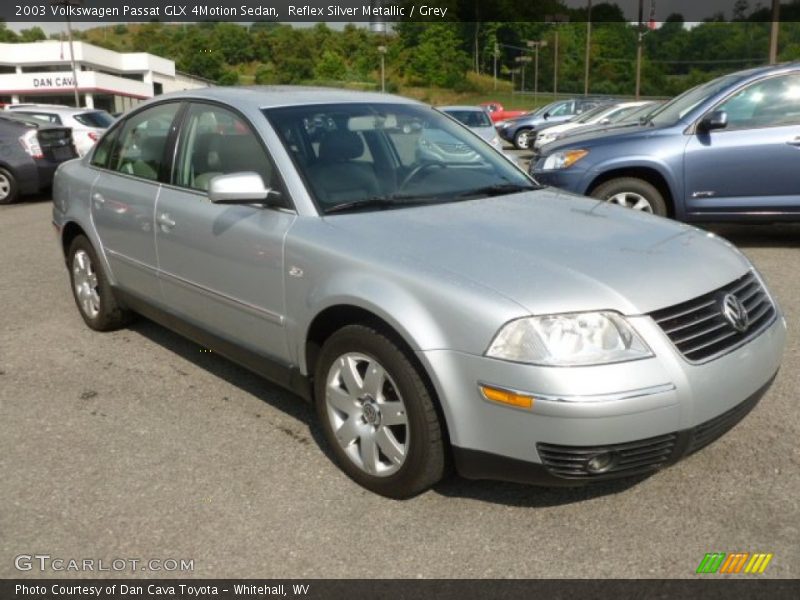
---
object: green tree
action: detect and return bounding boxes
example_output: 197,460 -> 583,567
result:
405,24 -> 470,87
315,50 -> 347,81
19,27 -> 46,42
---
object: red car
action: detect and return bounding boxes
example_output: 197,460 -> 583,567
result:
480,102 -> 528,124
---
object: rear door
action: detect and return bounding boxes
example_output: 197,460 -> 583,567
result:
90,102 -> 182,300
154,101 -> 295,362
683,73 -> 800,217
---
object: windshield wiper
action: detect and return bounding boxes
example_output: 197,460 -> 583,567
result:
324,195 -> 434,215
453,183 -> 541,199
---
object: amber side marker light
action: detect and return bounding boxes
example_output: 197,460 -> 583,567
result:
479,385 -> 534,410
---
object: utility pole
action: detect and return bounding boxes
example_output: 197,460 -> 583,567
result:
515,55 -> 532,93
584,0 -> 592,96
635,0 -> 644,99
769,0 -> 780,64
51,0 -> 82,107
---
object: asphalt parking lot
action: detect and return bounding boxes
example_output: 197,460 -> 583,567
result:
2,187 -> 799,579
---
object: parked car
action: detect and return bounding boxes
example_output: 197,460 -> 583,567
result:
533,101 -> 654,152
479,102 -> 527,124
6,104 -> 114,157
497,97 -> 611,150
532,64 -> 800,220
0,112 -> 77,204
53,87 -> 785,498
438,105 -> 502,150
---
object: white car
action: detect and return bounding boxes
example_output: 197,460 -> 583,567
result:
5,104 -> 114,157
534,101 -> 653,151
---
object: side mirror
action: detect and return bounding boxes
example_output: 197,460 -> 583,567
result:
698,110 -> 728,132
543,112 -> 550,120
208,172 -> 282,206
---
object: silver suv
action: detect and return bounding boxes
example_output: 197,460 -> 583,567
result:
53,87 -> 786,498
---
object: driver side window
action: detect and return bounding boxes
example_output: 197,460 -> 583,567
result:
174,103 -> 277,192
715,74 -> 800,130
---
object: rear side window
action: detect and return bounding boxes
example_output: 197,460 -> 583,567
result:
109,103 -> 180,182
74,111 -> 114,128
14,111 -> 61,125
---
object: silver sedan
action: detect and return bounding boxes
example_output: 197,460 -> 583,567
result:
52,87 -> 786,498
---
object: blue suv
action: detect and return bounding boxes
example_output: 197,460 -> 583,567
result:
532,64 -> 800,221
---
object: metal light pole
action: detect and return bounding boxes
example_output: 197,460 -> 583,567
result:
493,42 -> 498,90
527,40 -> 547,106
378,45 -> 386,92
51,0 -> 82,107
515,55 -> 532,93
584,0 -> 592,96
769,0 -> 781,64
546,14 -> 568,99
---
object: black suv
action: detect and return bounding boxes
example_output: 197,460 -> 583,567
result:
0,113 -> 77,204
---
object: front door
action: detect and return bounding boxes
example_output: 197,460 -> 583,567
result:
683,73 -> 800,217
154,102 -> 295,362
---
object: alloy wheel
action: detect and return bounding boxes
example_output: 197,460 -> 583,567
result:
324,352 -> 409,477
0,173 -> 10,201
72,249 -> 101,319
606,191 -> 654,212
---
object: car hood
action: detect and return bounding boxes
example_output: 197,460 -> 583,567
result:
542,123 -> 665,154
324,190 -> 750,316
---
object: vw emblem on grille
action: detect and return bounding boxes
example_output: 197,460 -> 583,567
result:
721,293 -> 749,333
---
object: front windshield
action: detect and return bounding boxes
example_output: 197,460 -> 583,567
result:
443,109 -> 492,128
574,104 -> 611,124
265,103 -> 536,214
646,74 -> 742,126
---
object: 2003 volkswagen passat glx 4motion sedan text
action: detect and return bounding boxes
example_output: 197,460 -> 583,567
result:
53,88 -> 786,498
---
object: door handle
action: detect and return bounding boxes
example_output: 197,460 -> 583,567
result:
786,137 -> 800,147
92,192 -> 105,205
157,212 -> 176,230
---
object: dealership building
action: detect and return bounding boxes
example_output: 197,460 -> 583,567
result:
0,40 -> 211,112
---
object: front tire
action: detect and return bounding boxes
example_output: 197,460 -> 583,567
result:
0,167 -> 19,205
590,177 -> 668,217
67,235 -> 133,331
314,324 -> 446,499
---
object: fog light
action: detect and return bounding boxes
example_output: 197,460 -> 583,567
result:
586,452 -> 617,474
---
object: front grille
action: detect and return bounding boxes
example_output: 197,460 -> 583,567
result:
649,271 -> 775,363
537,433 -> 678,480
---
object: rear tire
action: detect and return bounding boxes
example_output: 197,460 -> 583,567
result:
513,129 -> 533,150
591,177 -> 668,217
314,324 -> 446,499
67,235 -> 133,331
0,167 -> 19,205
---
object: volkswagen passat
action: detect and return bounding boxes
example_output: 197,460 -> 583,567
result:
53,87 -> 786,498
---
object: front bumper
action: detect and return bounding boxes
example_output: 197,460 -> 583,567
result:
418,310 -> 786,485
530,164 -> 589,193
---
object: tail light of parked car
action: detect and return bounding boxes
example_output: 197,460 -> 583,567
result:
33,128 -> 78,161
88,131 -> 99,142
19,130 -> 44,159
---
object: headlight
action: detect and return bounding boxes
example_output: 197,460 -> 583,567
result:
486,312 -> 652,366
541,149 -> 589,170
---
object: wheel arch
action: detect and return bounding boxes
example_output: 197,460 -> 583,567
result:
303,302 -> 454,450
586,164 -> 678,218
